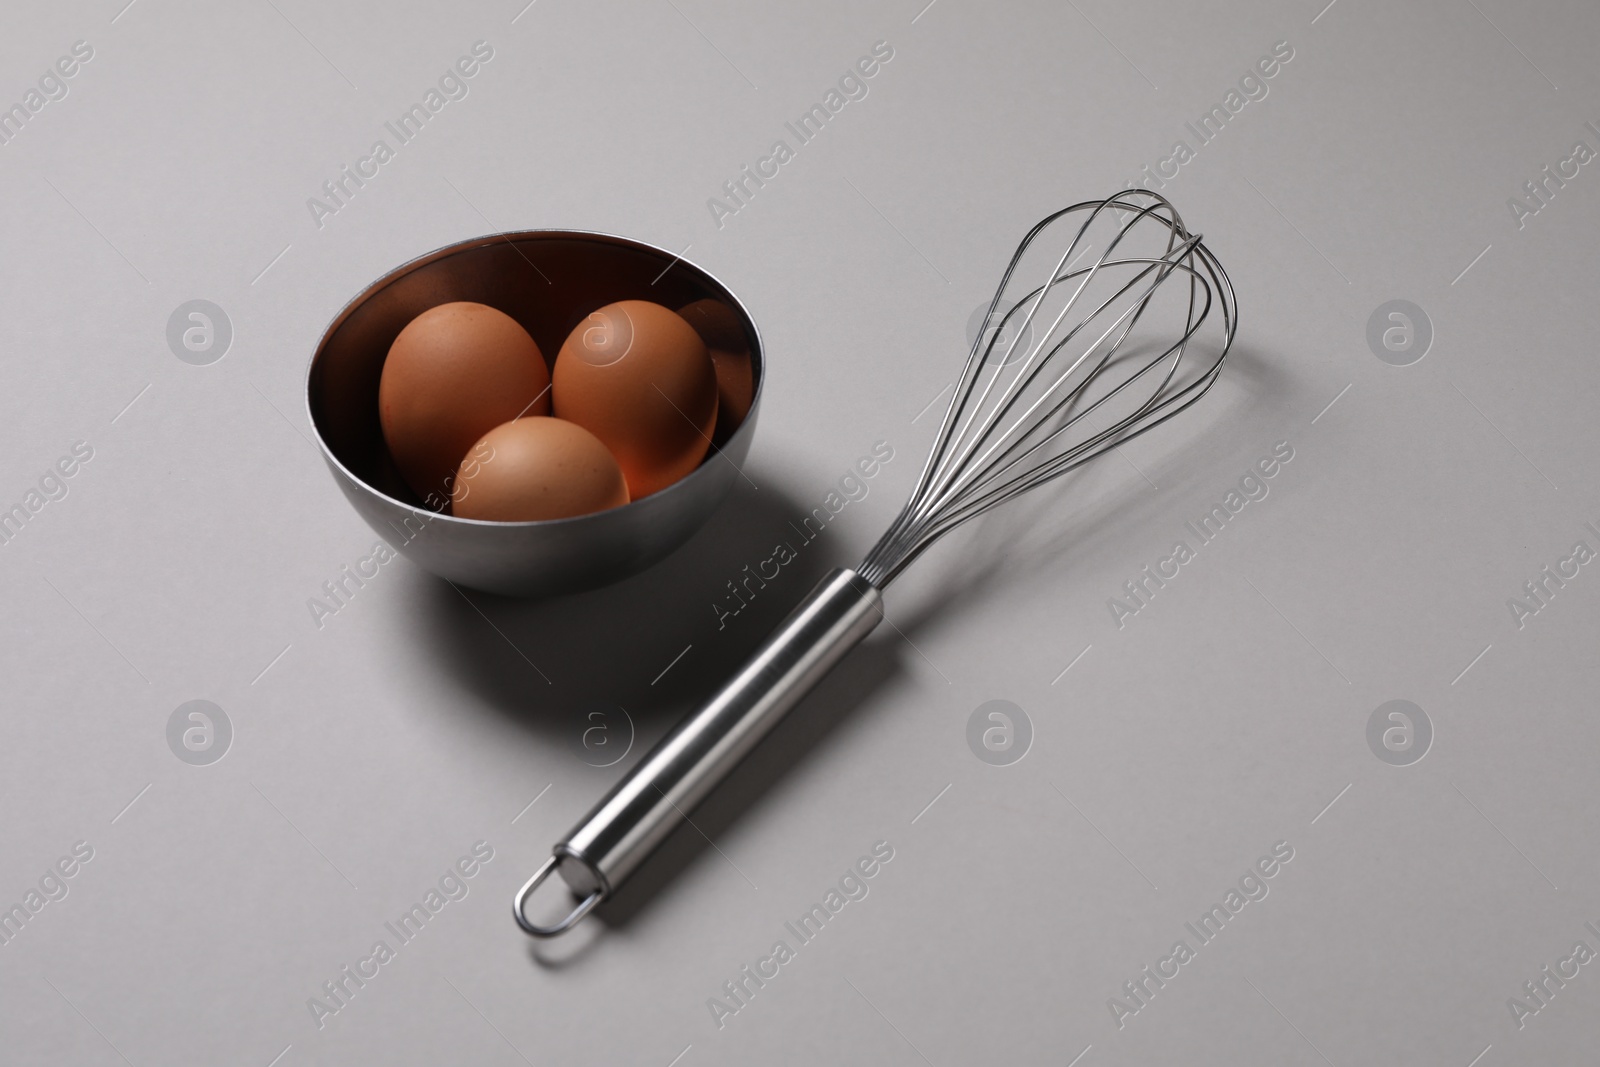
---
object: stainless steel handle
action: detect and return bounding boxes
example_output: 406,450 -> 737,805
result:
515,567 -> 883,937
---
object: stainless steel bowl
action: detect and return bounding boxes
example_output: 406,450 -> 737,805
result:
305,230 -> 763,597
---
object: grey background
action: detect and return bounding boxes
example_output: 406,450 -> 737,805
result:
1,0 -> 1595,1064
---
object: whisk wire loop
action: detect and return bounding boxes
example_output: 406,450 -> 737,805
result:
859,191 -> 1235,586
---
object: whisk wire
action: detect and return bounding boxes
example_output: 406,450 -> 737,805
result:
926,241 -> 1201,516
898,199 -> 1188,524
859,190 -> 1236,587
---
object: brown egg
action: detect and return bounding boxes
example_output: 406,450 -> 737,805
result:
553,300 -> 718,499
451,417 -> 628,521
677,298 -> 754,436
379,302 -> 550,507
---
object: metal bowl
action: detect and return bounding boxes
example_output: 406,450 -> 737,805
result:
305,230 -> 763,597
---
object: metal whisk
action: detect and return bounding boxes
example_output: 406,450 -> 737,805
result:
515,190 -> 1236,937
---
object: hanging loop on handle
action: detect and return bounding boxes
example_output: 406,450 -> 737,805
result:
513,855 -> 604,938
